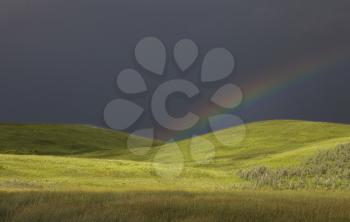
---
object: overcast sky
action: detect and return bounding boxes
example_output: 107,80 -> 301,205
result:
0,0 -> 349,138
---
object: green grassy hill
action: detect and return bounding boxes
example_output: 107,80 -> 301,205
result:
0,120 -> 350,191
0,124 -> 150,156
1,120 -> 350,221
162,120 -> 350,169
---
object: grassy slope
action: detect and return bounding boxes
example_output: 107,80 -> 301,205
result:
1,120 -> 350,221
1,120 -> 350,191
0,124 -> 147,156
158,120 -> 350,172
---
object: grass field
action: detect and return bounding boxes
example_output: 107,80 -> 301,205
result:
1,191 -> 350,222
0,120 -> 350,221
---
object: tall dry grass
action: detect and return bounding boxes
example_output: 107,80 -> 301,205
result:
0,191 -> 349,222
238,144 -> 350,189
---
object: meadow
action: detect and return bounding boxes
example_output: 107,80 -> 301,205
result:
0,120 -> 350,221
1,191 -> 350,222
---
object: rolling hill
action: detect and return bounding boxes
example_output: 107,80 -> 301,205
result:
0,120 -> 350,191
158,120 -> 350,169
1,120 -> 350,222
0,124 -> 151,156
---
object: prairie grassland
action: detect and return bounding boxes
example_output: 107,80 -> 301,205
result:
1,191 -> 350,222
1,120 -> 350,221
238,144 -> 350,189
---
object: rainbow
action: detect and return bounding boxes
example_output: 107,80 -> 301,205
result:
238,47 -> 349,110
174,46 -> 350,139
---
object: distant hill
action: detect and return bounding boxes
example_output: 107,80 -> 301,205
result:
0,124 -> 150,156
1,120 -> 350,162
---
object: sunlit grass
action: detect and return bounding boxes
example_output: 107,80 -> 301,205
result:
1,120 -> 350,221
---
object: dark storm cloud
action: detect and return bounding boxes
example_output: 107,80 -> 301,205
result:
0,0 -> 349,138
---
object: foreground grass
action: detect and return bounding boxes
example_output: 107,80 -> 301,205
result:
0,191 -> 349,222
0,154 -> 235,192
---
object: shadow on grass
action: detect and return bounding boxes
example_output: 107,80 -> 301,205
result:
0,190 -> 349,222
